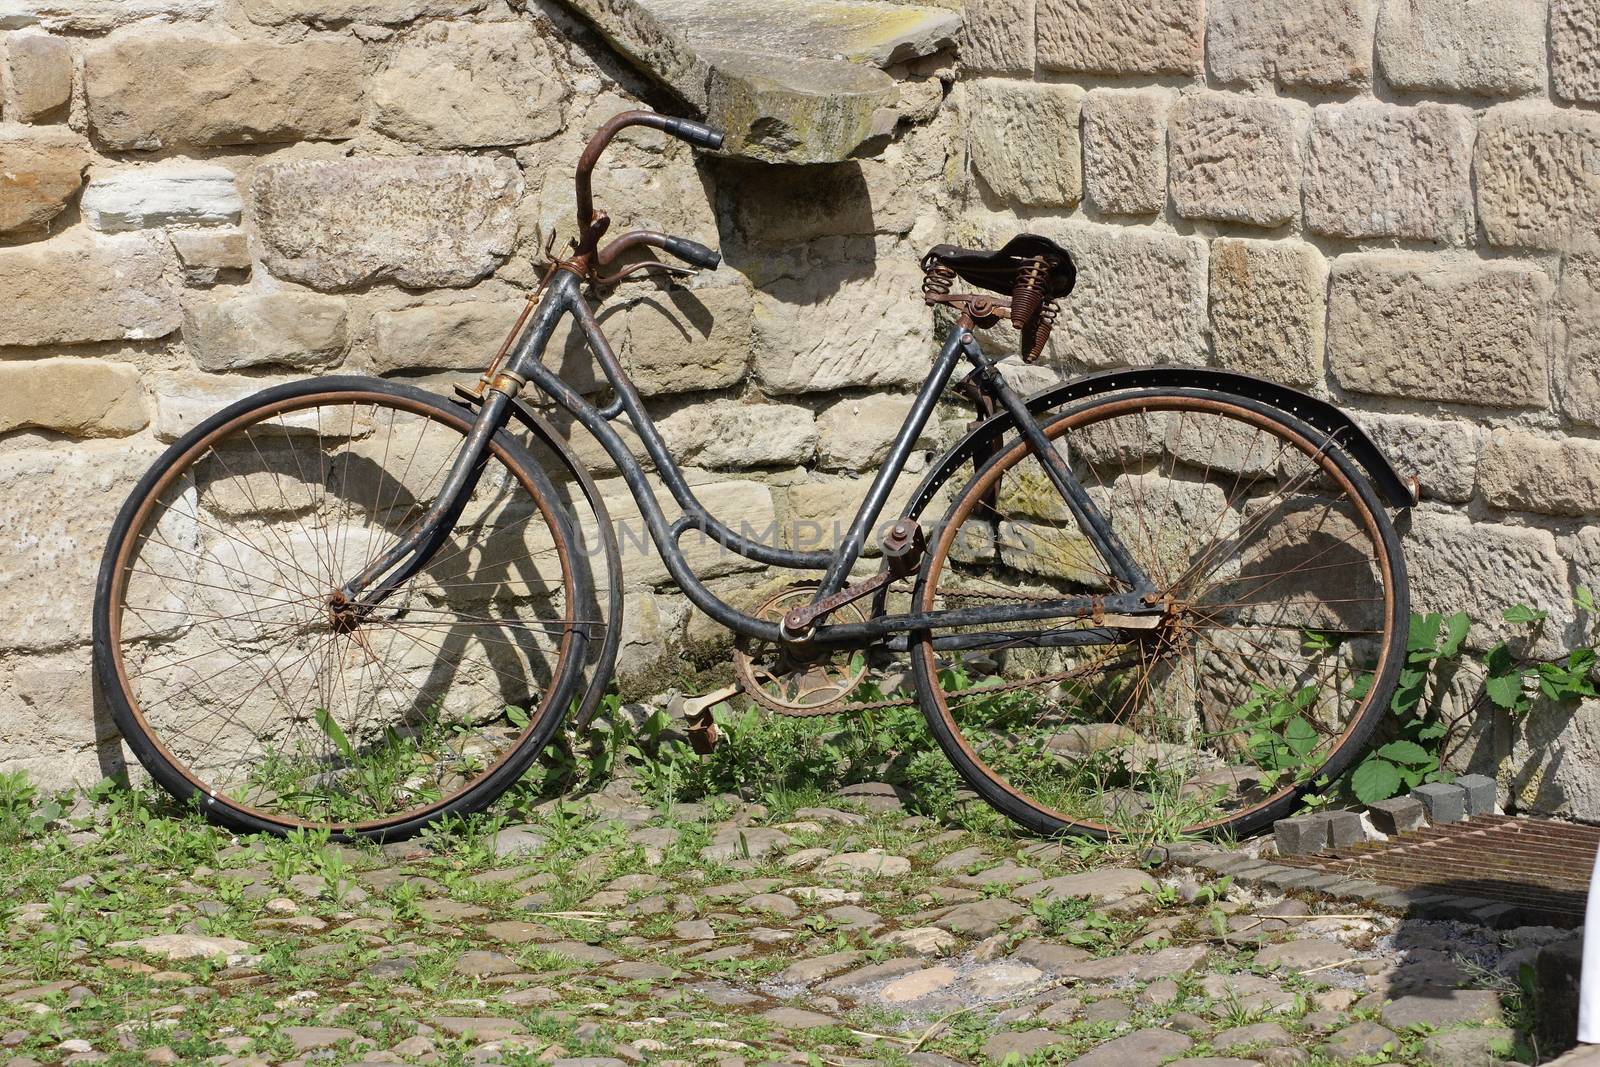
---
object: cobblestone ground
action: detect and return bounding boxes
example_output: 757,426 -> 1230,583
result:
0,780 -> 1550,1066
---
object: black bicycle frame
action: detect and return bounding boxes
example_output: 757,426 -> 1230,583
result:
339,270 -> 1163,647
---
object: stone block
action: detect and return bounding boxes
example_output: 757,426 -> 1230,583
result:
1354,412 -> 1480,504
1324,809 -> 1364,848
1207,0 -> 1376,89
169,229 -> 250,286
1327,254 -> 1550,409
84,35 -> 363,151
1304,102 -> 1474,244
0,233 -> 178,346
968,80 -> 1082,208
0,651 -> 121,791
150,373 -> 278,442
1553,0 -> 1600,103
754,260 -> 932,394
818,394 -> 923,471
1476,104 -> 1600,253
0,358 -> 146,437
1456,773 -> 1497,815
1478,430 -> 1600,516
782,474 -> 918,556
1367,795 -> 1426,836
1082,88 -> 1168,216
655,400 -> 816,469
80,164 -> 241,232
1273,813 -> 1330,855
0,443 -> 166,652
1036,0 -> 1204,75
1377,0 -> 1545,97
241,0 -> 486,23
620,286 -> 751,396
2,32 -> 72,122
1403,510 -> 1573,657
371,23 -> 564,150
0,124 -> 88,236
959,0 -> 1034,75
0,1 -> 215,32
370,299 -> 527,374
1169,92 -> 1306,227
1560,256 -> 1600,427
1411,782 -> 1466,823
183,292 -> 348,372
253,156 -> 522,291
1207,237 -> 1324,387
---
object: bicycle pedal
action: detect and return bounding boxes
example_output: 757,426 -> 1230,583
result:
685,707 -> 721,754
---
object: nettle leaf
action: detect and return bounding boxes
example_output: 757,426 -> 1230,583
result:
1351,757 -> 1403,805
1376,740 -> 1434,768
1485,670 -> 1528,711
1284,716 -> 1318,757
1504,604 -> 1548,625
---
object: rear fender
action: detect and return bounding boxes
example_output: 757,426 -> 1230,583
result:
906,366 -> 1418,519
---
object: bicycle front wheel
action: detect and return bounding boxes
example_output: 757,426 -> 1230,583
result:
911,390 -> 1407,840
93,377 -> 590,839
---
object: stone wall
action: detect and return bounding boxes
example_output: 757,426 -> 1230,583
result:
4,0 -> 1600,820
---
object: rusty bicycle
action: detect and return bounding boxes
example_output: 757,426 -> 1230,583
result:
94,111 -> 1414,841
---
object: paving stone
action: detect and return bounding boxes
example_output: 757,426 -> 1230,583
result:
966,962 -> 1044,997
1380,988 -> 1502,1029
1367,797 -> 1427,836
818,957 -> 925,993
1065,1027 -> 1193,1066
775,950 -> 863,985
1457,774 -> 1497,815
982,1028 -> 1071,1064
1212,1022 -> 1293,1050
1325,809 -> 1365,848
1012,869 -> 1156,902
1411,782 -> 1467,823
816,852 -> 911,879
932,898 -> 1025,938
1009,937 -> 1093,973
1321,1020 -> 1399,1061
760,1006 -> 837,1029
1256,937 -> 1354,972
700,827 -> 792,862
1274,813 -> 1332,856
878,965 -> 958,1003
1421,1025 -> 1516,1067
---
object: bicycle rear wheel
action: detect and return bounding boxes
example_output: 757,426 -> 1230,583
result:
93,377 -> 590,840
911,390 -> 1407,840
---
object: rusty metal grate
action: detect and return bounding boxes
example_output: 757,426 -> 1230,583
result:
1277,814 -> 1600,927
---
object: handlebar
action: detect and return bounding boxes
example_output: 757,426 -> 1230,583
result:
575,109 -> 726,232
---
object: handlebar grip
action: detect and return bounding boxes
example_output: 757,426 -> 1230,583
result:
663,235 -> 722,270
659,116 -> 726,151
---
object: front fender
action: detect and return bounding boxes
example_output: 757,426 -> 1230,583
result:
906,366 -> 1418,518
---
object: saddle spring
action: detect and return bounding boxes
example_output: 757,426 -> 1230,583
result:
1012,256 -> 1060,364
922,261 -> 956,299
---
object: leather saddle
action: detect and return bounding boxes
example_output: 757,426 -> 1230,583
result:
920,233 -> 1077,300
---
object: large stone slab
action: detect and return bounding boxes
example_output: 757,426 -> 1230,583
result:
0,234 -> 178,346
1558,256 -> 1600,427
371,22 -> 566,149
1304,102 -> 1474,244
1355,412 -> 1480,503
84,34 -> 363,151
1169,92 -> 1307,227
1036,0 -> 1204,75
1327,254 -> 1550,409
1476,103 -> 1600,254
556,0 -> 957,164
253,156 -> 523,291
241,0 -> 485,23
370,299 -> 524,374
80,164 -> 242,233
1478,430 -> 1600,516
619,285 -> 752,395
0,124 -> 88,236
967,80 -> 1082,208
1377,0 -> 1545,97
656,400 -> 817,469
1207,0 -> 1376,89
0,359 -> 146,437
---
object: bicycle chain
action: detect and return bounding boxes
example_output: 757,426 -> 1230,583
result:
742,585 -> 1101,718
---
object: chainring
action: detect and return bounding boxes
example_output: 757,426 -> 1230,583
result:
733,583 -> 872,716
